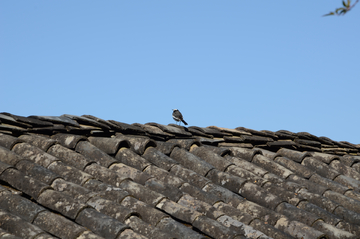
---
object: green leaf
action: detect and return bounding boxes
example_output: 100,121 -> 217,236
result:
343,0 -> 347,6
347,0 -> 351,7
323,12 -> 335,16
339,9 -> 347,15
335,7 -> 345,14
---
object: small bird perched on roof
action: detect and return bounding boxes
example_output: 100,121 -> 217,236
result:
172,109 -> 188,125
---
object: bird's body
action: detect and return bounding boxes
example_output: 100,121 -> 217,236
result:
172,109 -> 188,125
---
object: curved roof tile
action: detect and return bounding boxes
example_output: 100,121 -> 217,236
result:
0,113 -> 360,238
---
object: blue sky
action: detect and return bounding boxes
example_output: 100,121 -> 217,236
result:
1,1 -> 359,144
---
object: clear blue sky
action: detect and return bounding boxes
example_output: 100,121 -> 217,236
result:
1,1 -> 359,144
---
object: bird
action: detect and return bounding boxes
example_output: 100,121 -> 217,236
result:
172,109 -> 188,125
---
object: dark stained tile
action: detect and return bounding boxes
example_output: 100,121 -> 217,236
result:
191,146 -> 234,172
309,173 -> 349,194
277,148 -> 312,163
252,154 -> 294,179
0,124 -> 26,136
33,210 -> 88,239
0,168 -> 51,200
75,207 -> 129,239
198,137 -> 226,146
301,157 -> 340,180
62,114 -> 112,130
312,220 -> 357,239
115,148 -> 151,171
240,182 -> 284,211
124,216 -> 175,239
28,124 -> 67,135
87,196 -> 136,223
274,217 -> 327,239
48,161 -> 93,185
37,189 -> 87,219
114,135 -> 157,155
209,126 -> 251,137
0,146 -> 23,166
202,183 -> 244,208
323,190 -> 360,214
226,155 -> 267,176
142,147 -> 178,170
88,136 -> 131,155
120,180 -> 165,207
343,157 -> 360,172
110,163 -> 153,185
275,202 -> 322,227
48,144 -> 93,170
117,229 -> 149,239
192,215 -> 243,239
84,163 -> 129,187
153,141 -> 180,155
18,134 -> 56,152
51,178 -> 96,203
156,197 -> 203,224
133,123 -> 174,139
287,174 -> 328,195
237,127 -> 278,139
29,115 -> 80,127
224,135 -> 274,145
0,133 -> 23,150
274,156 -> 313,178
155,217 -> 207,239
249,218 -> 294,239
227,146 -> 262,162
206,169 -> 247,194
0,191 -> 46,222
0,209 -> 56,239
179,182 -> 221,205
120,196 -> 168,226
0,114 -> 31,129
51,133 -> 87,149
167,138 -> 201,151
266,140 -> 297,150
15,159 -> 60,185
187,126 -> 214,138
143,165 -> 183,188
0,228 -> 23,239
148,123 -> 192,137
275,130 -> 298,140
170,147 -> 214,176
108,120 -> 145,135
330,159 -> 360,181
12,143 -> 59,168
1,113 -> 53,127
83,179 -> 130,204
76,141 -> 117,167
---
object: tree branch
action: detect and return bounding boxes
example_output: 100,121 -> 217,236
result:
323,0 -> 359,16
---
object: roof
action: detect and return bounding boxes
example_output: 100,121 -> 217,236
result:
0,112 -> 359,239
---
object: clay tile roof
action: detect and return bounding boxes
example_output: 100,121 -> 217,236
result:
0,113 -> 360,239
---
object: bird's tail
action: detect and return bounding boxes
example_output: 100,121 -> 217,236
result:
182,120 -> 188,125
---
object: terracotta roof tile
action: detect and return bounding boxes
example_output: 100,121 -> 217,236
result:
1,113 -> 360,238
108,120 -> 145,135
124,216 -> 175,239
51,133 -> 87,149
0,208 -> 57,239
0,133 -> 23,150
0,190 -> 46,222
0,168 -> 51,200
33,210 -> 89,239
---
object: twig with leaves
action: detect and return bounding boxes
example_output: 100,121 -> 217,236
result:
324,0 -> 359,16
